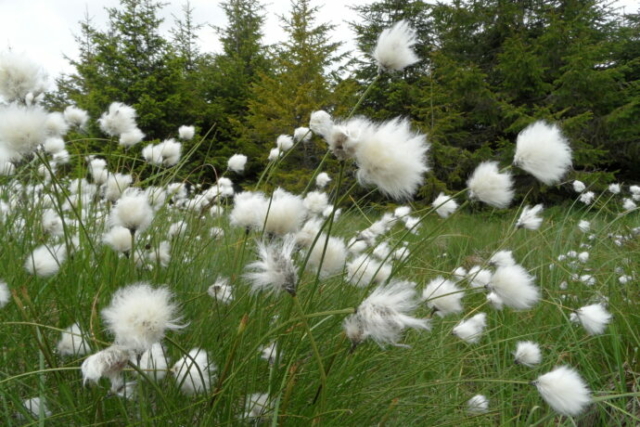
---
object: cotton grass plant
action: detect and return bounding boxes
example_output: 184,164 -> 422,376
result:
1,22 -> 640,427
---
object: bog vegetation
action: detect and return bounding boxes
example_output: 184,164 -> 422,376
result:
0,0 -> 639,426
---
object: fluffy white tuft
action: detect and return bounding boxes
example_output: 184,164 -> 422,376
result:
315,172 -> 331,189
133,342 -> 169,381
372,20 -> 420,72
81,345 -> 132,385
207,277 -> 234,303
489,250 -> 515,268
516,204 -> 544,230
432,192 -> 458,218
303,191 -> 329,215
103,226 -> 133,253
344,280 -> 430,347
514,121 -> 572,185
0,52 -> 48,102
573,180 -> 586,193
466,394 -> 489,415
352,117 -> 430,200
178,125 -> 195,140
244,236 -> 298,296
57,323 -> 90,356
98,102 -> 137,137
0,105 -> 49,159
25,243 -> 66,277
467,161 -> 514,209
230,191 -> 268,230
347,254 -> 392,287
171,348 -> 215,395
306,234 -> 347,277
422,277 -> 464,317
309,110 -> 333,139
293,126 -> 312,143
101,282 -> 184,352
513,341 -> 542,367
571,303 -> 612,335
109,189 -> 154,233
452,312 -> 487,344
228,153 -> 248,172
64,105 -> 89,129
276,134 -> 294,151
488,264 -> 540,310
262,188 -> 307,236
534,366 -> 591,416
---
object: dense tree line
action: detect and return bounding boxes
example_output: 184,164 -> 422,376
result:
51,0 -> 640,200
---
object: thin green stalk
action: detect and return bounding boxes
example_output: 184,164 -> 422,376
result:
291,295 -> 327,414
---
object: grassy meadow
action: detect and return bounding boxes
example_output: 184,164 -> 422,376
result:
1,152 -> 639,426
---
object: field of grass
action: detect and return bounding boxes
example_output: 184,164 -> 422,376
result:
1,150 -> 639,426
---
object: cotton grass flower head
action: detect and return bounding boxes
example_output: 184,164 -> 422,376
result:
276,134 -> 294,151
133,343 -> 169,381
452,312 -> 487,344
570,303 -> 612,335
351,117 -> 430,200
578,220 -> 590,233
346,254 -> 392,287
207,277 -> 234,304
573,180 -> 586,192
344,280 -> 430,348
489,250 -> 515,268
422,277 -> 464,317
104,172 -> 133,202
466,266 -> 492,288
81,345 -> 132,385
467,161 -> 514,208
309,110 -> 333,139
432,192 -> 458,218
0,51 -> 48,102
579,191 -> 595,205
0,280 -> 9,308
104,226 -> 133,253
306,235 -> 347,277
622,198 -> 637,211
466,394 -> 489,415
513,121 -> 572,185
315,172 -> 331,189
25,243 -> 66,277
262,188 -> 307,236
119,127 -> 145,147
293,126 -> 312,143
63,105 -> 89,128
45,112 -> 70,137
98,102 -> 138,137
228,153 -> 247,173
372,20 -> 419,72
230,191 -> 268,231
303,191 -> 328,215
109,189 -> 153,234
101,282 -> 184,352
0,104 -> 49,159
533,366 -> 591,416
178,125 -> 195,140
513,341 -> 542,367
516,204 -> 544,230
488,264 -> 540,310
244,236 -> 298,296
57,323 -> 90,356
171,348 -> 214,395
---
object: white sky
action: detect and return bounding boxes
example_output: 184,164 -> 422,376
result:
0,0 -> 637,86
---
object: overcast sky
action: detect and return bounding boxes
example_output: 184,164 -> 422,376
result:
0,0 -> 637,87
